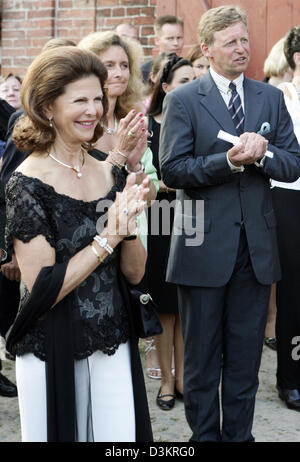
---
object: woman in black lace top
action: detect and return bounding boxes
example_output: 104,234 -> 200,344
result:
5,47 -> 152,442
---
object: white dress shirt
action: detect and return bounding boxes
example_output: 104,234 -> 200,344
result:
209,68 -> 245,172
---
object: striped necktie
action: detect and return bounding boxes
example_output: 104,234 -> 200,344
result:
228,82 -> 244,135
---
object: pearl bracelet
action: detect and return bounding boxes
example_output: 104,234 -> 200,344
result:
124,161 -> 145,175
93,235 -> 114,255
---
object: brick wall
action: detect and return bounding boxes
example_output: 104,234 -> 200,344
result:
96,0 -> 157,59
0,0 -> 158,77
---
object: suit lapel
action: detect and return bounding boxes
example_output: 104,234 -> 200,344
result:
198,73 -> 237,135
198,74 -> 265,136
243,78 -> 264,133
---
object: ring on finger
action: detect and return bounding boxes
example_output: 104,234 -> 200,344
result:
128,130 -> 135,138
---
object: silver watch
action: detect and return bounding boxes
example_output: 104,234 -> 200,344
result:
93,235 -> 114,255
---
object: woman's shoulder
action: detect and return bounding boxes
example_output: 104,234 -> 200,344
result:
277,82 -> 296,101
13,152 -> 51,184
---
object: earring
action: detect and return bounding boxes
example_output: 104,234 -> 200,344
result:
49,117 -> 53,128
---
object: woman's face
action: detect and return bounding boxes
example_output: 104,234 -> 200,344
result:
99,45 -> 130,98
193,55 -> 210,78
164,65 -> 196,92
47,75 -> 104,145
0,76 -> 22,109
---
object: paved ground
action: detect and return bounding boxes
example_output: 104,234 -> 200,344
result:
0,343 -> 299,443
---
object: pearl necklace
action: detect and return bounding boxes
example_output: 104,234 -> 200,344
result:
49,149 -> 85,178
101,116 -> 118,135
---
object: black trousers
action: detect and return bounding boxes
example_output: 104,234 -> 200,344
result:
272,187 -> 300,389
177,229 -> 270,442
0,273 -> 20,373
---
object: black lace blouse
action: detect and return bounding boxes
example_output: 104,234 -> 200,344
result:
5,166 -> 130,361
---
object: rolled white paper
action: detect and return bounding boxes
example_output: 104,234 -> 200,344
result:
217,130 -> 273,158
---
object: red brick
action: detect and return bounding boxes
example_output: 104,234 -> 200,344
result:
32,38 -> 52,48
141,26 -> 154,36
1,39 -> 14,48
58,0 -> 73,6
122,0 -> 147,5
1,58 -> 13,67
57,19 -> 73,28
25,28 -> 52,38
133,17 -> 154,25
38,19 -> 54,28
112,8 -> 125,17
58,9 -> 95,19
27,47 -> 44,56
13,58 -> 31,67
28,9 -> 53,19
21,1 -> 36,7
105,18 -> 128,27
13,39 -> 33,49
100,9 -> 112,17
3,11 -> 26,20
126,8 -> 140,15
141,7 -> 155,16
98,0 -> 119,5
2,30 -> 25,39
3,48 -> 24,57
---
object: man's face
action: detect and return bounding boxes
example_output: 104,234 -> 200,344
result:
156,23 -> 184,55
202,21 -> 250,80
115,24 -> 138,41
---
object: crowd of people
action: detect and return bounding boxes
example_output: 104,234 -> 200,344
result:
0,5 -> 300,443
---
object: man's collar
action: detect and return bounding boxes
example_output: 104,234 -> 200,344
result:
209,68 -> 244,94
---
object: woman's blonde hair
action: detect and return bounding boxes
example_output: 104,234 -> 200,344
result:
186,44 -> 203,63
78,30 -> 145,119
264,37 -> 290,78
13,46 -> 108,153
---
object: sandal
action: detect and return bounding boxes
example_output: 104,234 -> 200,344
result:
145,338 -> 161,380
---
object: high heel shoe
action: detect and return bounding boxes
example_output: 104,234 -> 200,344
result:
156,387 -> 176,411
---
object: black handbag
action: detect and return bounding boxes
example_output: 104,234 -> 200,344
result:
119,272 -> 163,338
129,287 -> 163,338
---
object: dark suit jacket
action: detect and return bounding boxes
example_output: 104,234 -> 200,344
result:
159,72 -> 300,287
0,181 -> 6,251
0,109 -> 27,186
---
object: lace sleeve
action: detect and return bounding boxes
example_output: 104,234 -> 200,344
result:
5,173 -> 56,254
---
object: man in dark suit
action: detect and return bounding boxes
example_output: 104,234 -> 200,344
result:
0,109 -> 27,186
0,102 -> 21,397
159,5 -> 300,442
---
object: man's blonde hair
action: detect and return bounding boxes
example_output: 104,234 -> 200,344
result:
198,5 -> 248,46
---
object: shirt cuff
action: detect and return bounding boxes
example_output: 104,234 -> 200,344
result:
254,155 -> 266,168
226,153 -> 245,173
